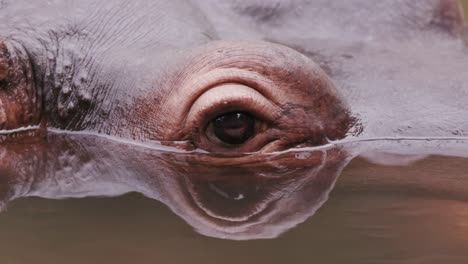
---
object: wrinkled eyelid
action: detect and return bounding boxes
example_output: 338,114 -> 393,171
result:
186,83 -> 281,128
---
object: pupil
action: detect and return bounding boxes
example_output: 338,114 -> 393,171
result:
213,112 -> 255,145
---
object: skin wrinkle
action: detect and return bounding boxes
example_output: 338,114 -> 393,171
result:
132,69 -> 282,144
186,84 -> 281,127
174,68 -> 282,125
132,47 -> 283,140
45,34 -> 96,129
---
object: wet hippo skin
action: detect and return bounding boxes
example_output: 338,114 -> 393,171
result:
0,0 -> 468,241
1,0 -> 467,153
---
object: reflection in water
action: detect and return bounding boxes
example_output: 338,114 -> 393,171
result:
1,130 -> 468,241
0,130 -> 352,240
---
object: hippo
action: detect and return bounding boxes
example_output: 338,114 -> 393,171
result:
0,0 -> 468,240
2,0 -> 467,148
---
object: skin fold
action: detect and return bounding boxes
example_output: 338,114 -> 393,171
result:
0,0 -> 467,240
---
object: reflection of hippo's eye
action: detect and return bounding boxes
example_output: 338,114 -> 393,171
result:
212,112 -> 255,145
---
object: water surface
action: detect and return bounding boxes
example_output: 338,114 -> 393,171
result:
1,131 -> 468,263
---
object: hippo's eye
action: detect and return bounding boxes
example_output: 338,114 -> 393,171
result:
185,83 -> 282,153
212,112 -> 256,145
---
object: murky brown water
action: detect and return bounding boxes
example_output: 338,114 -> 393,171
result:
1,130 -> 468,264
464,0 -> 468,17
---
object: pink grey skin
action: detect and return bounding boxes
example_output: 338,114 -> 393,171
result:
0,0 -> 468,240
1,0 -> 467,149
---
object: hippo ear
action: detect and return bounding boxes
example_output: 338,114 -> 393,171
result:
0,40 -> 41,130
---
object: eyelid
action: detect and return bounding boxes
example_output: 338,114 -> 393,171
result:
185,83 -> 281,129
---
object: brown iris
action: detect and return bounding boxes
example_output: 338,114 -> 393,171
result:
212,112 -> 255,145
